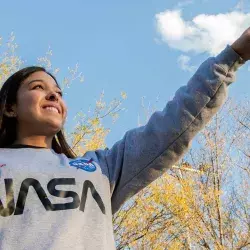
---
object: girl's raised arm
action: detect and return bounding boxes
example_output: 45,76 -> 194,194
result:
93,28 -> 250,214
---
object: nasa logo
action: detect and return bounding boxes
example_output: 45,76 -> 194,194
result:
69,158 -> 96,172
0,178 -> 106,217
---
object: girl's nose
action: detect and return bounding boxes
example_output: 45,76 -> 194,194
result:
46,92 -> 58,102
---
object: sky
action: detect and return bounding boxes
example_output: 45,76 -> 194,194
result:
1,0 -> 250,150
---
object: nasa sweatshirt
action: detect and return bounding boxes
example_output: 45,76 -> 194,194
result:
0,46 -> 245,250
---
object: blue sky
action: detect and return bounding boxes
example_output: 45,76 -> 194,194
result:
1,0 -> 250,149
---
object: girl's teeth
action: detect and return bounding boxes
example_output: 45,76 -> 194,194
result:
45,107 -> 58,113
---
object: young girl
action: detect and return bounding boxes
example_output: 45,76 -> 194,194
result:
0,28 -> 249,249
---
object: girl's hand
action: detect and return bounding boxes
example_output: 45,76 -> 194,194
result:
232,27 -> 250,61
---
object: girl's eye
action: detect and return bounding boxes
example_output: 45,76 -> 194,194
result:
33,85 -> 43,90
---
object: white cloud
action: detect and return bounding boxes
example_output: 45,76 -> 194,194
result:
177,55 -> 197,73
155,10 -> 250,55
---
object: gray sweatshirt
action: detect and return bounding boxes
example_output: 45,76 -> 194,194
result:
0,46 -> 245,249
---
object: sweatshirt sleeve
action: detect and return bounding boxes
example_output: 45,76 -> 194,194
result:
98,45 -> 245,214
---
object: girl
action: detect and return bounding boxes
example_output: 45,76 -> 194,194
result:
0,28 -> 249,249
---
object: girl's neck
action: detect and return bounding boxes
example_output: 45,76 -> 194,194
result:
13,136 -> 53,148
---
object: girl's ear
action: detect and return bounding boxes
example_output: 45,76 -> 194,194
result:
4,104 -> 17,118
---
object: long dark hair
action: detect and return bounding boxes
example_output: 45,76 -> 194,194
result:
0,66 -> 76,158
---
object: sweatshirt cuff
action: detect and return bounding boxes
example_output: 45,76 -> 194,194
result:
215,45 -> 245,72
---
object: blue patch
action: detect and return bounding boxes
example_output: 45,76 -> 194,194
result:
69,159 -> 96,172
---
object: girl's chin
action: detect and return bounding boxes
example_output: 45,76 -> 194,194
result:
42,120 -> 63,133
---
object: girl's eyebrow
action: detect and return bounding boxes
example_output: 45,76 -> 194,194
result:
27,79 -> 60,90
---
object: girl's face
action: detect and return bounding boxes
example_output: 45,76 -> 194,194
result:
13,71 -> 67,135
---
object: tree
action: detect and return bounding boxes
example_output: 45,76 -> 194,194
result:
113,98 -> 250,250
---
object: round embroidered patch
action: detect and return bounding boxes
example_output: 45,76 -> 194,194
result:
69,159 -> 96,172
